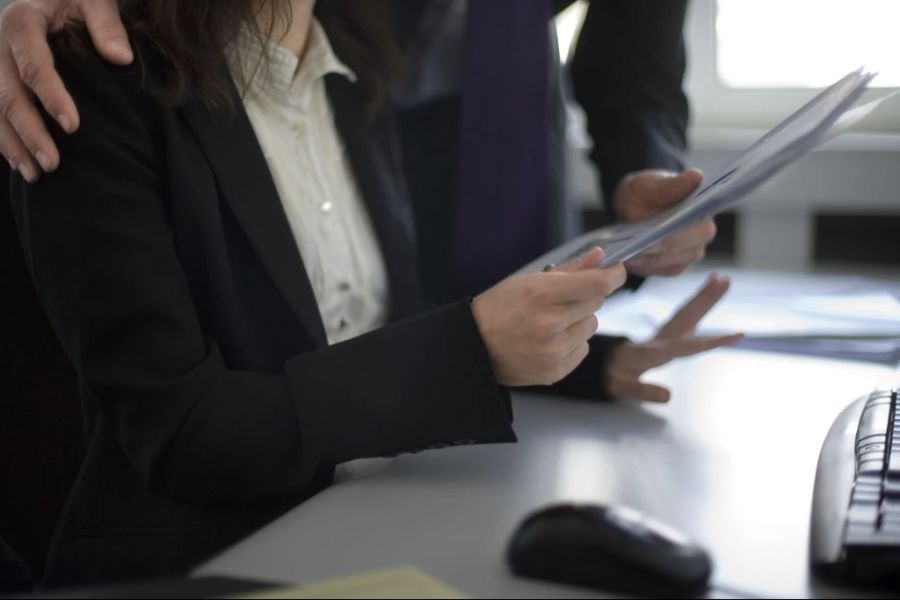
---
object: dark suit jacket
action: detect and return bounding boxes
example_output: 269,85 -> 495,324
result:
568,0 -> 690,205
393,0 -> 689,301
11,44 -> 518,586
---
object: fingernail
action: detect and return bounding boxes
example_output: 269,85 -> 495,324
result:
109,39 -> 133,60
58,114 -> 73,133
20,162 -> 37,182
35,151 -> 51,172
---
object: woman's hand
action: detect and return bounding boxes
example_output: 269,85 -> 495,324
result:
605,274 -> 743,403
472,248 -> 626,387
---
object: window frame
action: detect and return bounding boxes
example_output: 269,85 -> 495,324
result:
684,0 -> 900,134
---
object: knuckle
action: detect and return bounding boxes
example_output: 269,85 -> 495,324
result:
0,87 -> 16,112
0,4 -> 28,35
540,340 -> 562,363
547,362 -> 569,385
521,278 -> 542,302
584,315 -> 599,337
535,313 -> 558,335
17,58 -> 42,89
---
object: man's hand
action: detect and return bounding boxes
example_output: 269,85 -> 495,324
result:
604,274 -> 742,403
614,168 -> 717,277
0,0 -> 131,181
472,248 -> 626,387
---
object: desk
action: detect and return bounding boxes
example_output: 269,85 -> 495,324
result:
196,346 -> 897,598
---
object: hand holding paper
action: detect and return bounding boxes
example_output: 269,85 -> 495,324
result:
517,68 -> 886,276
614,169 -> 716,277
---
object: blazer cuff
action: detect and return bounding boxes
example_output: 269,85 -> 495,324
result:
528,334 -> 628,400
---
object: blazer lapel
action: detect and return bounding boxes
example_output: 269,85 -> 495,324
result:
179,99 -> 329,347
325,75 -> 423,319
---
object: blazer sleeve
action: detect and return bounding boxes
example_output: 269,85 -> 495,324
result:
10,46 -> 515,507
570,0 -> 690,214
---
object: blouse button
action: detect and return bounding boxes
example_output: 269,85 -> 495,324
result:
320,200 -> 334,214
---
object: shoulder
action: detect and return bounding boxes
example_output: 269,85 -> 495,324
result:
49,29 -> 164,135
44,29 -> 171,171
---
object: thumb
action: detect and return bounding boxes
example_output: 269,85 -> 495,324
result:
552,247 -> 604,273
651,168 -> 704,209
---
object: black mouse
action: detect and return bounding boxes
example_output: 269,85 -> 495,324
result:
507,503 -> 713,597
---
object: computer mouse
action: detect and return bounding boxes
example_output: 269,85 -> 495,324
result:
507,503 -> 713,597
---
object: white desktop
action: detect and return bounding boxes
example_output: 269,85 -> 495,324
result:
196,268 -> 900,599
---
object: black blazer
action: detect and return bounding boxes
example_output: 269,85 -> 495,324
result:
11,45 -> 517,586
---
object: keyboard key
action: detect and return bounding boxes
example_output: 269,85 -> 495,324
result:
848,502 -> 879,525
859,450 -> 886,466
858,459 -> 885,476
859,404 -> 892,442
845,524 -> 877,544
853,491 -> 882,505
857,434 -> 886,448
881,498 -> 900,515
855,477 -> 881,490
884,480 -> 900,497
859,443 -> 887,454
856,474 -> 883,489
888,452 -> 900,480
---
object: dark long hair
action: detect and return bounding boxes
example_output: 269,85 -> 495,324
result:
117,0 -> 401,115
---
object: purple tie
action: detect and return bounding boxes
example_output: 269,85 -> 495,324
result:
452,0 -> 551,294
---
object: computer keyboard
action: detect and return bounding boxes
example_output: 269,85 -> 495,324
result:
810,386 -> 900,582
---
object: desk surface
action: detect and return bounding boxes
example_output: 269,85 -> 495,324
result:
197,345 -> 898,598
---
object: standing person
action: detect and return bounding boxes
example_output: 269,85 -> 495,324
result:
5,0 -> 739,587
392,0 -> 714,301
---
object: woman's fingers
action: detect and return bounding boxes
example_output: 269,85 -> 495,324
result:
656,274 -> 730,340
550,246 -> 604,273
629,333 -> 743,372
607,373 -> 671,404
666,333 -> 744,359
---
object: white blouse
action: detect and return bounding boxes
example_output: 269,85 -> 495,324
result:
227,20 -> 390,346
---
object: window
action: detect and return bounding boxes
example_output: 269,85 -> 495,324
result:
716,0 -> 900,88
685,0 -> 900,133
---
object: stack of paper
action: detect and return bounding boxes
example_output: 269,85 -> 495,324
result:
518,68 -> 890,275
595,271 -> 900,365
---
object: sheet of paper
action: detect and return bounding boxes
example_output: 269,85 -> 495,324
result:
230,566 -> 468,599
517,68 -> 889,274
594,270 -> 900,365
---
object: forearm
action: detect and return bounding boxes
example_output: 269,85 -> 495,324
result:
152,302 -> 516,505
571,0 -> 690,215
10,44 -> 515,508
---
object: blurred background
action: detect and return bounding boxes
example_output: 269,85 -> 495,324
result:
559,0 -> 900,275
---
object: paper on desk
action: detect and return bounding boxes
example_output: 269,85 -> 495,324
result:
599,292 -> 900,339
594,271 -> 900,365
517,68 -> 887,274
231,566 -> 468,599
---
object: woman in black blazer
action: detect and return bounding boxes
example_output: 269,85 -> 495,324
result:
10,0 -> 736,587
